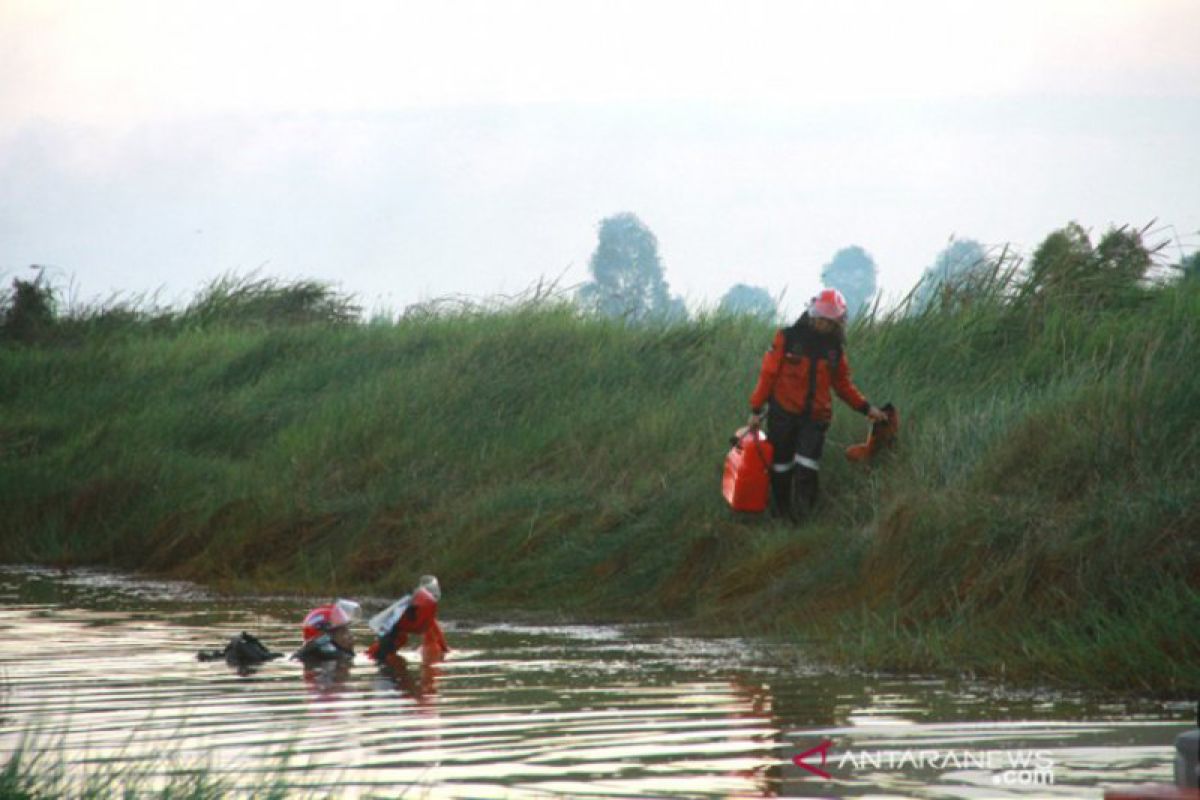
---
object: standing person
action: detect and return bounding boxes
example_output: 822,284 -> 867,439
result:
747,288 -> 887,518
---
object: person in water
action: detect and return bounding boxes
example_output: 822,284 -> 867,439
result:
292,598 -> 362,662
367,575 -> 449,666
197,631 -> 282,675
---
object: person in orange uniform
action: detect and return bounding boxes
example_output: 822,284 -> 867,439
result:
367,575 -> 449,667
748,288 -> 887,518
292,598 -> 361,662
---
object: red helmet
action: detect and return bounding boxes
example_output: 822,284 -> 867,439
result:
809,288 -> 848,321
301,599 -> 361,643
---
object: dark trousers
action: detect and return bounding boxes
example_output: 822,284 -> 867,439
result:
766,404 -> 828,518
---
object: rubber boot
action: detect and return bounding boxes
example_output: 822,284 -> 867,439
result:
769,469 -> 793,519
794,467 -> 819,518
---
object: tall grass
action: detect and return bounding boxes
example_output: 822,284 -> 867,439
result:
0,736 -> 293,799
1,270 -> 1197,694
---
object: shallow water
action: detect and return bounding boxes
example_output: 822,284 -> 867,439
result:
0,566 -> 1191,798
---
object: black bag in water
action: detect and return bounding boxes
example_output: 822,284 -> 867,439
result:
197,631 -> 282,667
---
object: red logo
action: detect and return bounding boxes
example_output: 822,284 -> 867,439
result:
793,739 -> 833,779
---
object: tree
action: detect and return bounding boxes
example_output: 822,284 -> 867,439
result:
911,238 -> 989,312
1024,222 -> 1154,304
1095,226 -> 1152,285
819,246 -> 877,319
0,269 -> 56,342
1026,222 -> 1093,298
661,293 -> 688,321
1180,251 -> 1200,281
718,283 -> 776,319
578,212 -> 680,321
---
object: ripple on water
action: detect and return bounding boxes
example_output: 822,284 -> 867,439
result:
0,566 -> 1188,798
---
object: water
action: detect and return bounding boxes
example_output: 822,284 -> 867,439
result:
0,566 -> 1191,798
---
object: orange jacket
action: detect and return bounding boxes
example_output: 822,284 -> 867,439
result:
366,587 -> 449,663
750,322 -> 869,422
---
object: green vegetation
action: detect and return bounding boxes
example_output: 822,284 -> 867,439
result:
1,229 -> 1197,695
0,737 -> 293,799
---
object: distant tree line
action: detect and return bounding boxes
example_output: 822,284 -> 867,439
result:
574,213 -> 1196,324
4,218 -> 1194,344
910,222 -> 1176,315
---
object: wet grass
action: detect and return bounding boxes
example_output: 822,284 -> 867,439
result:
0,737 -> 293,799
1,273 -> 1198,694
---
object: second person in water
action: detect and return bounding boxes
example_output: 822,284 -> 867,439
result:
367,575 -> 450,666
291,575 -> 448,666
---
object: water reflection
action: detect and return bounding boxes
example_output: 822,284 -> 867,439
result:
0,566 -> 1188,798
375,657 -> 442,706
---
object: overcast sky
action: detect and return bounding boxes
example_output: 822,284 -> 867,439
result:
2,0 -> 1198,316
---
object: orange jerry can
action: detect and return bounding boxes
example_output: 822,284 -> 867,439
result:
722,427 -> 774,513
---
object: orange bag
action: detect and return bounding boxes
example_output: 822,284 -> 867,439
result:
722,427 -> 774,513
846,402 -> 899,462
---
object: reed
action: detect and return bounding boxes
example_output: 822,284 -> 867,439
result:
0,736 -> 294,800
1,267 -> 1197,693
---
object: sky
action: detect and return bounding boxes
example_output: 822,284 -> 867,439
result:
2,0 -> 1198,316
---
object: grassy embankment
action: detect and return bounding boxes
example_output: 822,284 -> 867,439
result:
1,274 -> 1197,694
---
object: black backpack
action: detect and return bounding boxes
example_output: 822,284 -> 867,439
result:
197,631 -> 282,666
